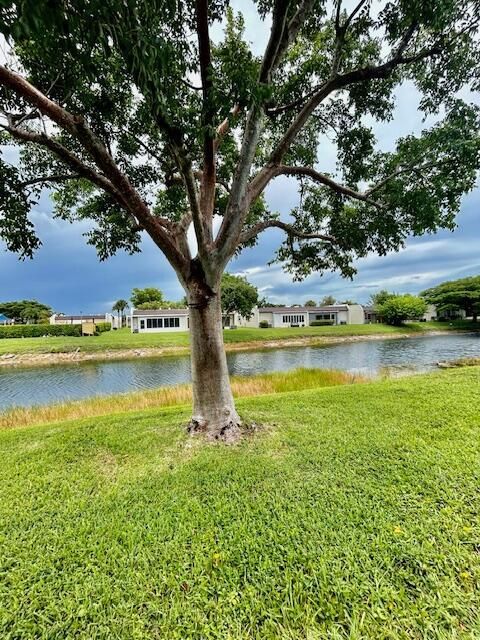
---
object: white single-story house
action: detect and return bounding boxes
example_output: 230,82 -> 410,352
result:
130,304 -> 366,333
223,307 -> 260,328
131,308 -> 190,333
258,304 -> 365,327
50,313 -> 115,325
131,307 -> 260,333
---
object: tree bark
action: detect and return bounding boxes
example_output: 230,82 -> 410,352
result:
187,288 -> 241,442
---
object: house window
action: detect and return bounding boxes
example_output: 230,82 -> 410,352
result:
164,317 -> 180,328
315,313 -> 335,320
282,314 -> 305,324
143,316 -> 180,329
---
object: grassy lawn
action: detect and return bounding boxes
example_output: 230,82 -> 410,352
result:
1,320 -> 478,356
1,368 -> 479,638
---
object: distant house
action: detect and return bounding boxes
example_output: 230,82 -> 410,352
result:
130,304 -> 366,332
258,304 -> 365,327
421,305 -> 437,322
223,307 -> 260,329
131,308 -> 190,333
364,306 -> 381,323
50,313 -> 114,326
0,313 -> 13,325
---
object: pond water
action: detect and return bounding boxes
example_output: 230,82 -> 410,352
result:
1,333 -> 479,410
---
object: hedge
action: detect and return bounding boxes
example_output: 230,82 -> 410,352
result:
259,321 -> 271,328
95,322 -> 112,334
0,324 -> 82,339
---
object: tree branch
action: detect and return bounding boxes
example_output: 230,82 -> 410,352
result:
259,0 -> 291,84
195,0 -> 216,232
247,163 -> 384,210
19,173 -> 81,188
251,22 -> 438,202
1,123 -> 122,196
343,0 -> 368,31
239,219 -> 336,245
274,165 -> 384,208
215,103 -> 241,148
213,0 -> 318,267
365,161 -> 442,196
271,0 -> 317,72
0,66 -> 188,272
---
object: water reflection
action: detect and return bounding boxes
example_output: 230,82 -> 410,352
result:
0,333 -> 479,409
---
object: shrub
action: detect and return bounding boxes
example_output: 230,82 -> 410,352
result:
259,321 -> 270,328
0,324 -> 82,339
95,322 -> 112,334
377,294 -> 427,326
310,320 -> 335,326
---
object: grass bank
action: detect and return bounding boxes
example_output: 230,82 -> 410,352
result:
1,368 -> 479,638
0,367 -> 361,430
0,321 -> 478,365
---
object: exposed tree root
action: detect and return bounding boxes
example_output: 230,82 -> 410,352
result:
187,415 -> 266,444
187,415 -> 241,443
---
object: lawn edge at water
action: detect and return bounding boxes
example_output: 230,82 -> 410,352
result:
1,322 -> 478,369
0,367 -> 364,430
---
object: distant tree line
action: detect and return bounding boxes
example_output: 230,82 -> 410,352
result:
367,275 -> 480,326
421,276 -> 480,322
0,300 -> 52,324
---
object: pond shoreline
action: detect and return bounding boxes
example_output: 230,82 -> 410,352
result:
0,329 -> 474,369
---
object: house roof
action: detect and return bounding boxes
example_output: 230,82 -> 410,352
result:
54,314 -> 106,320
0,313 -> 11,322
132,308 -> 189,317
259,305 -> 349,314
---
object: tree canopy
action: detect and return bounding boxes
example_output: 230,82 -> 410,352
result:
112,299 -> 129,326
370,289 -> 392,307
421,275 -> 480,321
0,1 -> 479,280
130,287 -> 164,308
0,299 -> 52,323
221,273 -> 259,320
112,299 -> 129,313
376,293 -> 427,325
320,295 -> 336,306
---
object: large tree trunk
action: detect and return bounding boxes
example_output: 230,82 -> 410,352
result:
187,289 -> 241,442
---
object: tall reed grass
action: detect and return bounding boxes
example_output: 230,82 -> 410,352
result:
1,367 -> 362,430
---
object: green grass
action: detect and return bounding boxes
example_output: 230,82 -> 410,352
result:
1,320 -> 478,356
1,368 -> 479,638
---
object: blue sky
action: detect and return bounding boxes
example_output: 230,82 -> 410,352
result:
0,3 -> 479,313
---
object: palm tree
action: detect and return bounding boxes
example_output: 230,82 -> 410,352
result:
112,299 -> 129,328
